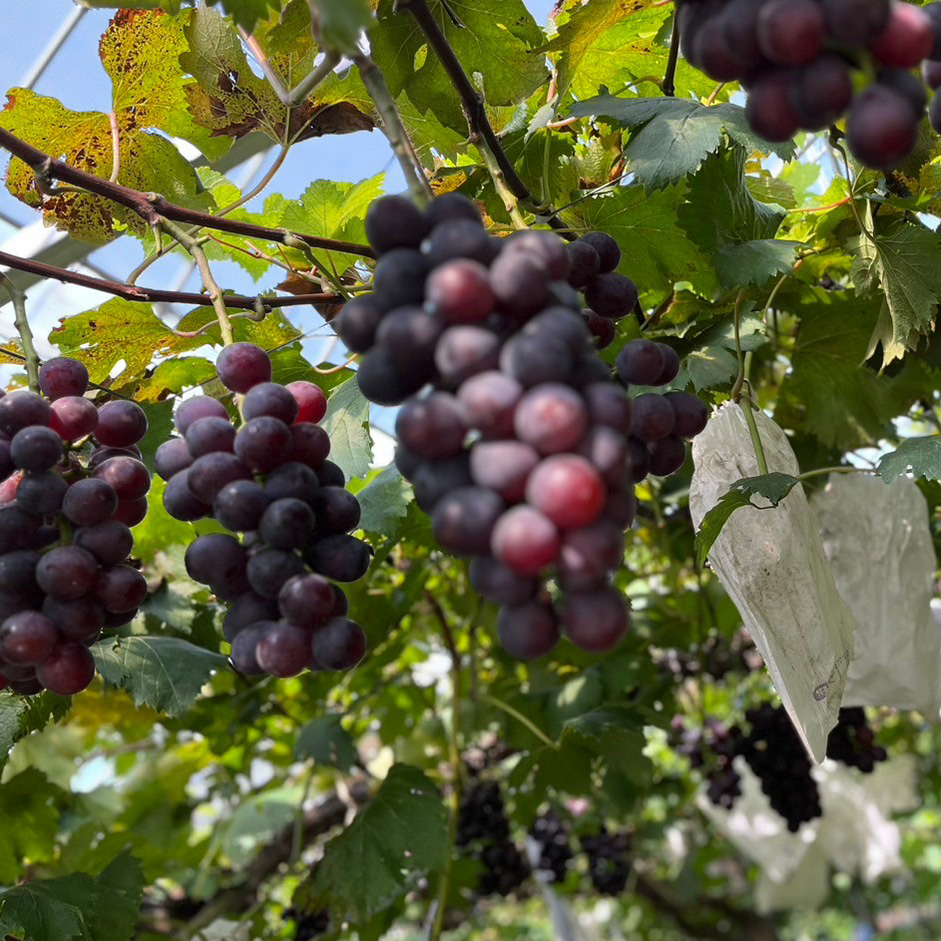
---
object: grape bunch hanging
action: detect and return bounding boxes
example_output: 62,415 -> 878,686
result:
157,343 -> 371,680
0,358 -> 151,697
678,0 -> 941,169
337,192 -> 708,660
825,707 -> 888,772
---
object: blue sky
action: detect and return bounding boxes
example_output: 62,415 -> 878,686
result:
0,0 -> 559,365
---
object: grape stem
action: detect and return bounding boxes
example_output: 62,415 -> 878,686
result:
0,271 -> 40,392
480,693 -> 560,752
0,248 -> 342,312
0,127 -> 375,258
740,395 -> 769,477
424,589 -> 462,941
662,10 -> 680,98
729,290 -> 747,402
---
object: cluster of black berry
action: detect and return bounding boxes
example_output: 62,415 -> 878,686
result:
671,717 -> 745,810
157,343 -> 370,680
678,0 -> 941,169
337,192 -> 708,660
0,358 -> 151,696
282,907 -> 329,941
826,707 -> 888,773
456,779 -> 530,897
529,810 -> 575,883
580,828 -> 633,896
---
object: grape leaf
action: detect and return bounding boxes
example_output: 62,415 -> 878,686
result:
355,466 -> 413,535
322,377 -> 373,481
570,97 -> 795,190
0,691 -> 71,776
0,770 -> 65,883
314,0 -> 375,53
0,849 -> 145,941
372,0 -> 548,132
879,436 -> 941,483
848,211 -> 941,364
93,636 -> 227,717
296,764 -> 448,923
694,473 -> 801,567
295,715 -> 358,771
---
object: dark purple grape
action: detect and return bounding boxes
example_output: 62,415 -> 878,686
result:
259,498 -> 316,551
43,595 -> 105,642
457,371 -> 522,439
62,478 -> 119,526
394,444 -> 421,481
96,565 -> 148,613
36,546 -> 99,600
557,521 -> 624,591
175,396 -> 229,434
242,383 -> 299,425
665,391 -> 709,438
412,455 -> 473,513
500,335 -> 573,388
431,487 -> 505,557
0,392 -> 51,436
0,437 -> 12,481
0,550 -> 39,595
49,396 -> 98,442
112,498 -> 148,528
469,557 -> 538,606
632,394 -> 676,441
579,233 -> 621,274
330,585 -> 349,617
395,393 -> 467,460
489,251 -> 550,320
154,438 -> 193,481
470,440 -> 539,502
16,471 -> 67,516
184,416 -> 236,457
366,195 -> 427,253
355,347 -> 429,406
505,230 -> 571,281
791,56 -> 854,130
0,611 -> 58,665
335,296 -> 385,354
584,310 -> 616,349
514,384 -> 587,454
822,0 -> 889,45
562,589 -> 630,653
847,84 -> 918,169
653,345 -> 680,386
234,417 -> 294,474
567,240 -> 602,288
616,339 -> 665,386
424,192 -> 483,229
214,479 -> 269,532
39,358 -> 89,400
73,520 -> 134,566
423,218 -> 493,267
648,436 -> 687,476
163,471 -> 210,522
0,506 -> 40,553
96,400 -> 148,447
278,573 -> 335,628
93,456 -> 151,500
265,462 -> 320,505
375,305 -> 444,368
256,622 -> 312,678
491,505 -> 560,575
757,0 -> 825,65
217,343 -> 272,393
290,423 -> 331,470
877,69 -> 927,118
229,622 -> 270,675
585,273 -> 638,320
584,383 -> 632,434
373,248 -> 428,308
923,59 -> 941,89
523,308 -> 591,353
37,643 -> 96,695
223,593 -> 278,642
746,71 -> 802,142
314,487 -> 361,534
435,326 -> 502,386
868,2 -> 934,68
185,534 -> 248,593
305,534 -> 371,582
426,259 -> 495,324
578,426 -> 629,485
692,15 -> 747,81
497,602 -> 560,660
311,618 -> 367,670
626,437 -> 651,483
247,549 -> 306,598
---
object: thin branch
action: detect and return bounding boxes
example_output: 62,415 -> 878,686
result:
353,54 -> 434,205
662,11 -> 680,98
0,248 -> 343,311
0,127 -> 374,258
0,272 -> 39,392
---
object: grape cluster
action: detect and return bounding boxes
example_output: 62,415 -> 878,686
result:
826,707 -> 888,772
678,0 -> 941,169
456,779 -> 530,897
156,343 -> 371,680
282,907 -> 329,941
338,192 -> 708,660
0,358 -> 151,697
529,810 -> 574,883
742,704 -> 822,832
580,828 -> 632,896
671,717 -> 745,809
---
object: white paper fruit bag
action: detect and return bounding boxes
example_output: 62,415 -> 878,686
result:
689,404 -> 858,761
813,474 -> 941,717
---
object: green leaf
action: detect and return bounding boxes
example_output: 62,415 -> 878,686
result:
322,377 -> 373,481
314,0 -> 374,53
848,211 -> 941,364
0,692 -> 71,775
356,465 -> 413,535
679,310 -> 767,391
93,636 -> 227,717
0,849 -> 145,941
297,764 -> 448,923
295,715 -> 358,771
879,436 -> 941,483
694,473 -> 801,567
570,96 -> 795,190
372,0 -> 548,131
0,770 -> 65,883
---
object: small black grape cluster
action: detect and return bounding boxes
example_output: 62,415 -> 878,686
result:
671,717 -> 745,809
678,0 -> 941,169
456,778 -> 530,897
580,828 -> 633,896
337,192 -> 708,661
826,707 -> 888,773
282,906 -> 329,941
529,809 -> 575,883
156,343 -> 371,680
0,358 -> 151,697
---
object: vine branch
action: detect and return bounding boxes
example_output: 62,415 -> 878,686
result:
0,272 -> 40,392
0,249 -> 343,313
0,127 -> 374,258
